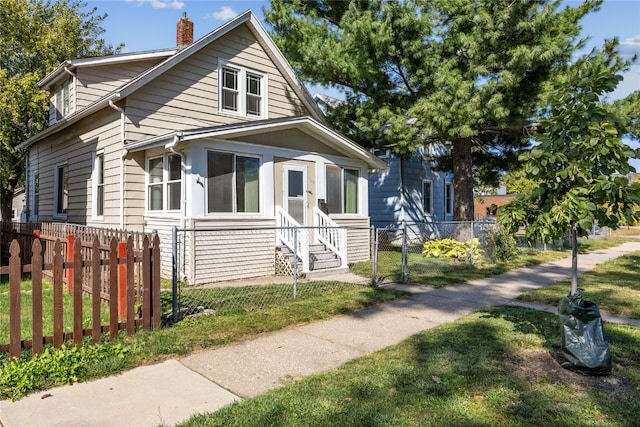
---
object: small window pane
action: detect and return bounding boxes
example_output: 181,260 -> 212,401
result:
168,154 -> 181,181
96,154 -> 104,216
149,185 -> 163,211
326,165 -> 342,214
222,88 -> 238,111
236,156 -> 260,213
207,151 -> 234,213
423,181 -> 432,214
149,158 -> 163,183
344,169 -> 358,214
56,165 -> 68,214
223,68 -> 237,89
247,74 -> 261,95
167,182 -> 181,211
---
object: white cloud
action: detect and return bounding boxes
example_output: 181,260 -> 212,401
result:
619,35 -> 640,63
205,6 -> 238,21
126,0 -> 184,10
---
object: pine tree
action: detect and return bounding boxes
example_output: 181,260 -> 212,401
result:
265,0 -> 600,221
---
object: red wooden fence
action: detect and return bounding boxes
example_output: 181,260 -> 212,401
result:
0,234 -> 161,358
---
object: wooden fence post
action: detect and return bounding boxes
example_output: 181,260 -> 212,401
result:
109,237 -> 119,340
118,241 -> 127,318
73,238 -> 83,345
126,236 -> 135,335
66,234 -> 75,292
53,239 -> 64,348
9,240 -> 21,358
91,237 -> 101,343
31,239 -> 44,355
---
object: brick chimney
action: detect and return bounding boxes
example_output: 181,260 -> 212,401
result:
176,12 -> 194,48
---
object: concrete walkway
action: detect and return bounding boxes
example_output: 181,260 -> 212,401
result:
2,242 -> 639,427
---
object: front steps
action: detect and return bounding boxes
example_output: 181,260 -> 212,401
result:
276,243 -> 346,277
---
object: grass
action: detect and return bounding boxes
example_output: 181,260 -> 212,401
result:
352,235 -> 631,287
0,279 -> 111,344
517,251 -> 640,319
176,305 -> 640,426
2,230 -> 638,402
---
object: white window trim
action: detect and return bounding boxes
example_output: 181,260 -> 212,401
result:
145,153 -> 183,215
32,170 -> 40,219
326,164 -> 360,216
53,80 -> 74,123
217,60 -> 268,119
92,150 -> 105,220
53,162 -> 68,219
423,179 -> 433,215
205,150 -> 263,216
371,148 -> 391,159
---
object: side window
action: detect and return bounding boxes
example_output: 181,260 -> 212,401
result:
93,151 -> 104,218
54,163 -> 68,216
33,171 -> 39,217
147,154 -> 182,213
445,182 -> 453,216
423,180 -> 432,214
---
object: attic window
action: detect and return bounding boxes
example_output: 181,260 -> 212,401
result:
55,84 -> 70,121
218,61 -> 267,119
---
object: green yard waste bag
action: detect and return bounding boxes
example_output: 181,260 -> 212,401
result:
558,289 -> 612,375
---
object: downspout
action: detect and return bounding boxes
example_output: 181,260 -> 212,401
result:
109,99 -> 126,229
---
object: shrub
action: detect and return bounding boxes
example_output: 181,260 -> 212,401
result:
422,238 -> 483,264
482,226 -> 520,263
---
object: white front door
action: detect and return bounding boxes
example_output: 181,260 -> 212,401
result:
284,165 -> 307,225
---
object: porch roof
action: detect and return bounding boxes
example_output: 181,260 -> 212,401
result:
124,116 -> 388,170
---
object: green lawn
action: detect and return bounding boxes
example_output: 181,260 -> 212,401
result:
177,305 -> 640,427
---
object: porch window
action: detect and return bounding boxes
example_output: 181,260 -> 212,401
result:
147,153 -> 182,212
423,180 -> 432,214
326,165 -> 359,214
54,163 -> 68,216
218,61 -> 266,118
207,151 -> 260,214
93,151 -> 104,218
445,182 -> 453,215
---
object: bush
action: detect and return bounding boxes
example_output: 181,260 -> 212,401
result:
422,238 -> 483,264
482,226 -> 520,263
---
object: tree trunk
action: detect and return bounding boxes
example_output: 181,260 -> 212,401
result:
452,137 -> 475,222
570,228 -> 578,296
0,184 -> 15,222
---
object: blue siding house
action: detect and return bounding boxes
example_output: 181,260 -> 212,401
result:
368,145 -> 454,229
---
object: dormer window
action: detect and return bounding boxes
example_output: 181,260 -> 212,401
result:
54,84 -> 70,122
218,61 -> 267,119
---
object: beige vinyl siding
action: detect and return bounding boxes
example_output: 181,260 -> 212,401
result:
123,151 -> 146,231
192,230 -> 276,285
230,130 -> 345,157
124,23 -> 309,142
75,59 -> 163,109
29,109 -> 122,225
332,217 -> 371,263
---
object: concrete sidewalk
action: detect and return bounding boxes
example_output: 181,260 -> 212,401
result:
2,242 -> 640,427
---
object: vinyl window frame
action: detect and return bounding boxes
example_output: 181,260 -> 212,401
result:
145,153 -> 183,214
205,150 -> 262,215
53,163 -> 68,219
218,60 -> 267,119
92,150 -> 105,220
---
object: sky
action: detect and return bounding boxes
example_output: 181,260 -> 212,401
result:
83,0 -> 640,101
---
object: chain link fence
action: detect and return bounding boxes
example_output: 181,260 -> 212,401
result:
163,221 -> 608,322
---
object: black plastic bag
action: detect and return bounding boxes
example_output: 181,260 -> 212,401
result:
558,289 -> 612,375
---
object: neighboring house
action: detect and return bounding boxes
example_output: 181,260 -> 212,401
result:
311,94 -> 455,234
368,146 -> 455,241
17,11 -> 386,284
1,188 -> 26,222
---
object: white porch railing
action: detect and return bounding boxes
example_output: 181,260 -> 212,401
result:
313,207 -> 348,269
276,206 -> 310,272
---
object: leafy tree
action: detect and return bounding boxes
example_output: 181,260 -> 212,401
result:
499,43 -> 640,295
0,0 -> 121,221
501,168 -> 538,195
265,0 -> 599,221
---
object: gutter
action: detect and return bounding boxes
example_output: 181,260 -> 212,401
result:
109,100 -> 126,229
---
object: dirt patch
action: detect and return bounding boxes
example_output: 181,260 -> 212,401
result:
502,349 -> 638,395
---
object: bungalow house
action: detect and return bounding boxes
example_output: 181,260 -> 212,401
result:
17,11 -> 386,284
